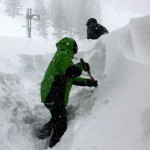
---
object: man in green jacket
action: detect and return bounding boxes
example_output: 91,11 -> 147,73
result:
39,37 -> 98,147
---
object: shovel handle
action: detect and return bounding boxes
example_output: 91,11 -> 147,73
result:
80,58 -> 96,82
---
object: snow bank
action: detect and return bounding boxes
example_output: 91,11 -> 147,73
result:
0,36 -> 56,73
78,15 -> 150,150
0,15 -> 150,150
61,15 -> 150,150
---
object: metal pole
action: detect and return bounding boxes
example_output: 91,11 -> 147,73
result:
29,8 -> 32,38
27,8 -> 29,38
26,8 -> 40,38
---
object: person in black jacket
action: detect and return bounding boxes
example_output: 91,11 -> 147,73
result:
86,18 -> 109,39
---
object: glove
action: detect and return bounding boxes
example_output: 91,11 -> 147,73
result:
82,62 -> 90,72
86,79 -> 98,87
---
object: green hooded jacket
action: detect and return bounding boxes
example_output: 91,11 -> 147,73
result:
40,37 -> 86,106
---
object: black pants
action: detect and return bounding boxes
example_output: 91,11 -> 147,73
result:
45,102 -> 67,128
44,100 -> 67,147
44,75 -> 67,129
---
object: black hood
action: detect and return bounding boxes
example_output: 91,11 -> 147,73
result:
86,18 -> 97,26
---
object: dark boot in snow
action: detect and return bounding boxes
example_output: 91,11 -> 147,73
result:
49,128 -> 61,148
38,120 -> 54,139
49,120 -> 67,148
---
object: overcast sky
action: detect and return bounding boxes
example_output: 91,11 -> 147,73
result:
101,0 -> 150,15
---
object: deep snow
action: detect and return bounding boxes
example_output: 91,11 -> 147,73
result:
0,15 -> 150,150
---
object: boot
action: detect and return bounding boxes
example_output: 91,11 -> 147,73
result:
38,120 -> 54,139
49,128 -> 61,148
49,120 -> 67,147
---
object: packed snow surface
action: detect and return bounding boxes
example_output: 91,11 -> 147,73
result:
0,15 -> 150,150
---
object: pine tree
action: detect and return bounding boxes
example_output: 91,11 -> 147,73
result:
5,0 -> 22,18
48,0 -> 66,39
48,0 -> 100,39
35,0 -> 49,38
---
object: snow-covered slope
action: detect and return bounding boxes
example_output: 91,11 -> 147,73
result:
0,36 -> 56,73
71,15 -> 150,150
0,15 -> 150,150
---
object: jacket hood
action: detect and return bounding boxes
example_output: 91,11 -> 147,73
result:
86,18 -> 97,26
56,37 -> 75,58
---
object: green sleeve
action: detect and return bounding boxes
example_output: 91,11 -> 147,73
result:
72,77 -> 89,86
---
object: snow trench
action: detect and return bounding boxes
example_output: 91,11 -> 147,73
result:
0,15 -> 150,150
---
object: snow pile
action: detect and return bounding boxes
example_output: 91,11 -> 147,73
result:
0,36 -> 56,73
0,15 -> 150,150
75,15 -> 150,150
100,0 -> 150,31
0,13 -> 25,37
100,2 -> 140,31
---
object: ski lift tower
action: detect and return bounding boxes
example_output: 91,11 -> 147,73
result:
26,8 -> 40,38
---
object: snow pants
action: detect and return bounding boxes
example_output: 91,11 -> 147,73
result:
44,99 -> 67,147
